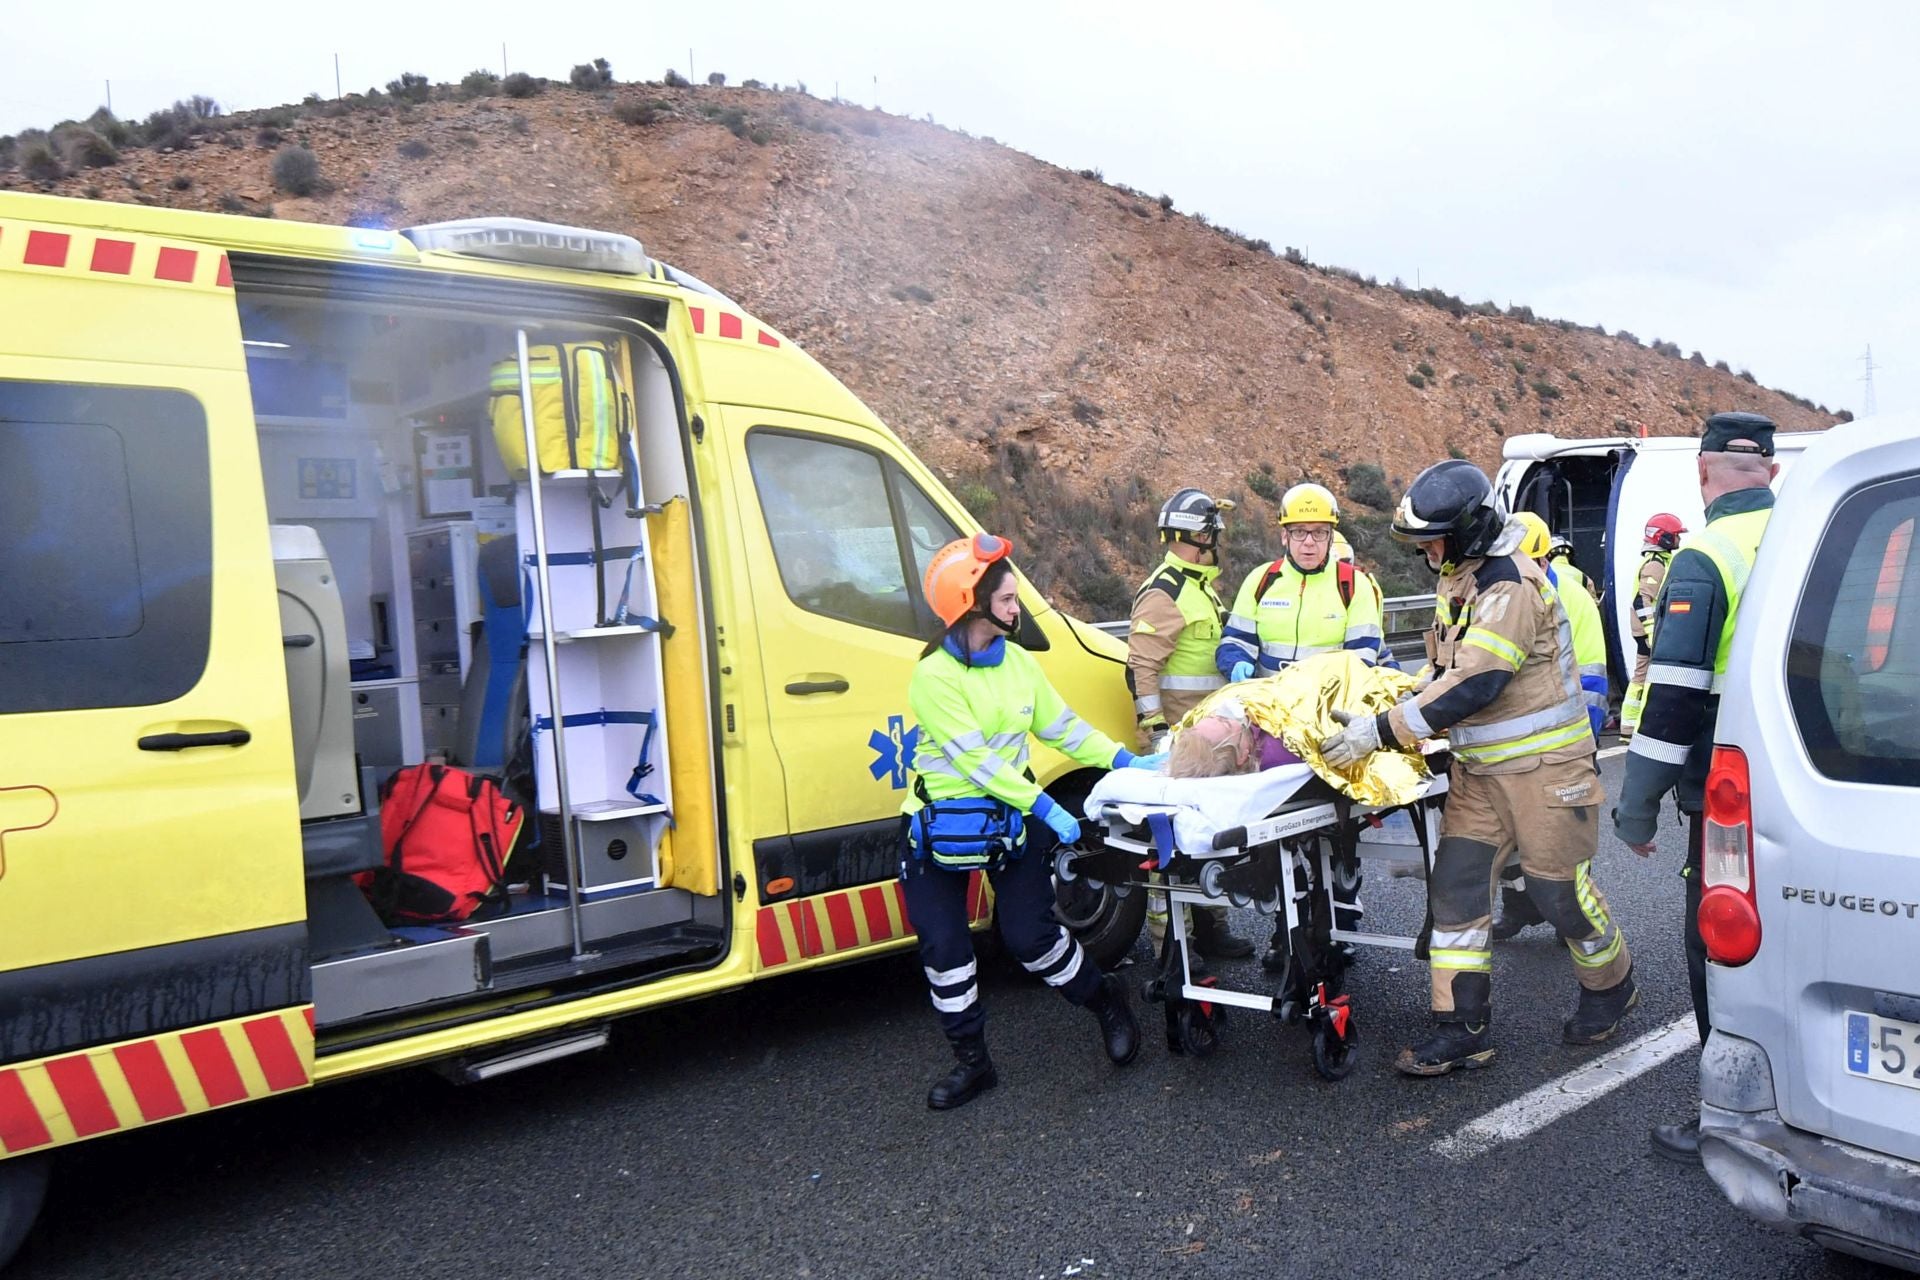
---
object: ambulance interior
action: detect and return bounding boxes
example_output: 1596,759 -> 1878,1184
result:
234,284 -> 724,1032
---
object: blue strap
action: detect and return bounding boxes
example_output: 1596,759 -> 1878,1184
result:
1147,810 -> 1178,870
531,709 -> 657,732
613,543 -> 647,625
525,546 -> 640,567
625,714 -> 660,803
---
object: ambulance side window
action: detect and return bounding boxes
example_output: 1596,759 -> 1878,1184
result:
746,430 -> 962,638
0,381 -> 212,714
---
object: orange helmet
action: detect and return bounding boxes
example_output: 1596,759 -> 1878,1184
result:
924,533 -> 1014,627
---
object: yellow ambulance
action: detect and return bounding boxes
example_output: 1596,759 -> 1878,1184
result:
0,192 -> 1139,1260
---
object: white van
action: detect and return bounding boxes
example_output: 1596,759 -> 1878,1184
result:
1494,431 -> 1821,693
1692,413 -> 1920,1270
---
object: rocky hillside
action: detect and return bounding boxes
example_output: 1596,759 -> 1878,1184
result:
3,78 -> 1839,604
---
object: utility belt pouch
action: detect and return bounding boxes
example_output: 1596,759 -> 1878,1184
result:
908,795 -> 1025,871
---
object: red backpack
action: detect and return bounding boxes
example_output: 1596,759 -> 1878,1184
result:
1256,557 -> 1357,606
357,764 -> 526,925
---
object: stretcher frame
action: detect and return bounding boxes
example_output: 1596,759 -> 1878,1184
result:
1060,769 -> 1449,1079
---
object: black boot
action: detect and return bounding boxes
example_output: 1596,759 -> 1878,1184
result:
1261,924 -> 1290,974
1563,967 -> 1640,1045
1192,910 -> 1254,960
1490,885 -> 1545,940
926,1033 -> 997,1110
1651,1118 -> 1702,1163
1088,974 -> 1140,1066
1394,1019 -> 1495,1076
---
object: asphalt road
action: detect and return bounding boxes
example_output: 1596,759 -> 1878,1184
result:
8,751 -> 1905,1279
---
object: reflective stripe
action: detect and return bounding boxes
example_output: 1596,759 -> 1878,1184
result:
1345,623 -> 1384,642
1449,696 -> 1587,747
1042,945 -> 1085,988
1160,674 -> 1226,691
1223,615 -> 1258,641
1058,719 -> 1094,752
1569,930 -> 1624,968
925,959 -> 978,988
1038,710 -> 1076,740
931,987 -> 979,1013
1646,663 -> 1712,691
1023,930 -> 1073,974
1628,733 -> 1690,765
986,730 -> 1025,750
1463,627 -> 1526,669
1012,743 -> 1031,770
1401,699 -> 1436,740
1261,640 -> 1339,663
1710,671 -> 1732,694
1453,717 -> 1593,764
1134,693 -> 1163,715
1430,948 -> 1492,973
939,730 -> 987,759
916,755 -> 965,781
1431,926 -> 1490,952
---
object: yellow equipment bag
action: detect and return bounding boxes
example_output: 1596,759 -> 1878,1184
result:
489,342 -> 628,474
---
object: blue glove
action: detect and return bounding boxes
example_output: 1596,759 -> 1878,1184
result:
1229,661 -> 1255,682
1038,802 -> 1081,846
1127,751 -> 1168,771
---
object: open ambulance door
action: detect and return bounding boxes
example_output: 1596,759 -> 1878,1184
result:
0,211 -> 312,1180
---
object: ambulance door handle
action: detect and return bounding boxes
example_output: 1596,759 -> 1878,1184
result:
138,729 -> 253,751
785,679 -> 850,696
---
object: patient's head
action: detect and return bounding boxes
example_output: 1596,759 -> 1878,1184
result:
1169,713 -> 1255,779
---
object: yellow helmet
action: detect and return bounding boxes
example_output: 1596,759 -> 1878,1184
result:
1279,482 -> 1340,527
1331,532 -> 1355,562
1515,511 -> 1552,560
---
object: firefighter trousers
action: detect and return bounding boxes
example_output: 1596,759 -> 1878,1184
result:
901,831 -> 1102,1042
1426,759 -> 1630,1022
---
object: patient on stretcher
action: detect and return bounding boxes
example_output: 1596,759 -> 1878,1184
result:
1167,699 -> 1300,779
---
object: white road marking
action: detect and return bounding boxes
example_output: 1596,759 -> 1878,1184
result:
1430,1014 -> 1698,1160
1598,745 -> 1628,759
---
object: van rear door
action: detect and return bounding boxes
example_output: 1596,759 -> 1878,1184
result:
1728,425 -> 1920,1160
0,209 -> 310,1152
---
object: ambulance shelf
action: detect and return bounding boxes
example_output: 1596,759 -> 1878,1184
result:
546,798 -> 670,821
544,469 -> 623,480
528,623 -> 665,643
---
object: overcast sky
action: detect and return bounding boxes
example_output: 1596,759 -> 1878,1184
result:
7,1 -> 1914,417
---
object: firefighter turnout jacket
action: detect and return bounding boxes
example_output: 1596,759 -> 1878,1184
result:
1614,487 -> 1775,843
1619,549 -> 1672,733
1127,552 -> 1227,724
1216,557 -> 1385,677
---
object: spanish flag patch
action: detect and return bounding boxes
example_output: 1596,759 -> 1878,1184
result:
1669,601 -> 1693,614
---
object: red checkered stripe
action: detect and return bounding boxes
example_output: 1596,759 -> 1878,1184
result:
0,1007 -> 313,1158
686,304 -> 781,348
0,220 -> 233,291
756,873 -> 994,970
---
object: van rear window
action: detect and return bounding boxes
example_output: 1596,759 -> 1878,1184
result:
1787,471 -> 1920,787
0,382 -> 211,714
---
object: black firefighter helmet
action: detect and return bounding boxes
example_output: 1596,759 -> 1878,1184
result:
1391,460 -> 1506,572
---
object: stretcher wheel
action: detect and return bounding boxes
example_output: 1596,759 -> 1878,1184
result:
1053,848 -> 1079,882
1199,861 -> 1225,899
1311,1017 -> 1359,1081
1176,1007 -> 1220,1058
1229,890 -> 1251,909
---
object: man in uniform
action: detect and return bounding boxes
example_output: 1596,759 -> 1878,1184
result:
1492,512 -> 1611,939
1128,489 -> 1252,960
1319,460 -> 1637,1074
1619,514 -> 1687,738
1217,482 -> 1387,969
1613,413 -> 1778,1162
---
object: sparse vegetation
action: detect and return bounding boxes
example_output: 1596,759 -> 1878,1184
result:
217,191 -> 247,213
271,145 -> 322,196
889,283 -> 936,303
19,142 -> 63,182
503,73 -> 541,99
1448,443 -> 1469,460
387,72 -> 432,104
1416,361 -> 1436,379
256,127 -> 281,148
664,69 -> 691,88
462,69 -> 500,97
398,138 -> 431,159
1157,193 -> 1174,211
169,174 -> 193,191
1651,338 -> 1683,358
706,71 -> 727,87
614,100 -> 666,127
1714,358 -> 1731,373
60,128 -> 117,169
1246,464 -> 1282,503
1531,379 -> 1563,400
509,113 -> 531,135
572,59 -> 614,89
1345,463 -> 1393,510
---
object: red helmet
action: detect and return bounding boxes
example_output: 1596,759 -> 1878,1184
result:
1644,513 -> 1686,552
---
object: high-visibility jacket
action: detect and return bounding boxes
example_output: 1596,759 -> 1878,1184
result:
1383,524 -> 1592,773
906,634 -> 1125,819
1615,488 -> 1774,840
1215,556 -> 1384,677
1127,552 -> 1227,723
1548,558 -> 1608,740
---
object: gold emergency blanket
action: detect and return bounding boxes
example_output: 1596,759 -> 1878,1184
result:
1175,652 -> 1428,806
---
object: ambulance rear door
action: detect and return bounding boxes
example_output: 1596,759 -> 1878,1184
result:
0,207 -> 311,1155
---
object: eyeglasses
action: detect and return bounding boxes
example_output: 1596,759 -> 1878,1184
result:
1287,527 -> 1335,544
973,532 -> 1013,564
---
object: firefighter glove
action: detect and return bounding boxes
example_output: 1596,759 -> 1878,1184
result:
1319,709 -> 1382,769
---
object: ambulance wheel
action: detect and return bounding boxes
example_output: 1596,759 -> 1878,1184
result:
0,1155 -> 50,1270
1176,1007 -> 1220,1058
1049,777 -> 1148,970
1312,1019 -> 1359,1081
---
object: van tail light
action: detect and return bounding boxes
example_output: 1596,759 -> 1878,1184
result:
1699,745 -> 1761,966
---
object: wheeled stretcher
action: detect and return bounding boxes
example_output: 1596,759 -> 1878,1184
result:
1062,758 -> 1449,1080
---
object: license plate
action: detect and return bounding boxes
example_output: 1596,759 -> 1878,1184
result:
1845,1010 -> 1920,1090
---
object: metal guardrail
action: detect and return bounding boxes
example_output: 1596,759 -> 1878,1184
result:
1094,594 -> 1437,664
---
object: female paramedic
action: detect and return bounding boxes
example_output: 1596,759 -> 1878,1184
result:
904,533 -> 1159,1110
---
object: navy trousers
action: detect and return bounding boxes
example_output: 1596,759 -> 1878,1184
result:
901,836 -> 1102,1041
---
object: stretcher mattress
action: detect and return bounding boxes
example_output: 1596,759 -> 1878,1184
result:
1080,764 -> 1320,855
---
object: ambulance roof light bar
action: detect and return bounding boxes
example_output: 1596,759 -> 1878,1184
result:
399,217 -> 648,276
